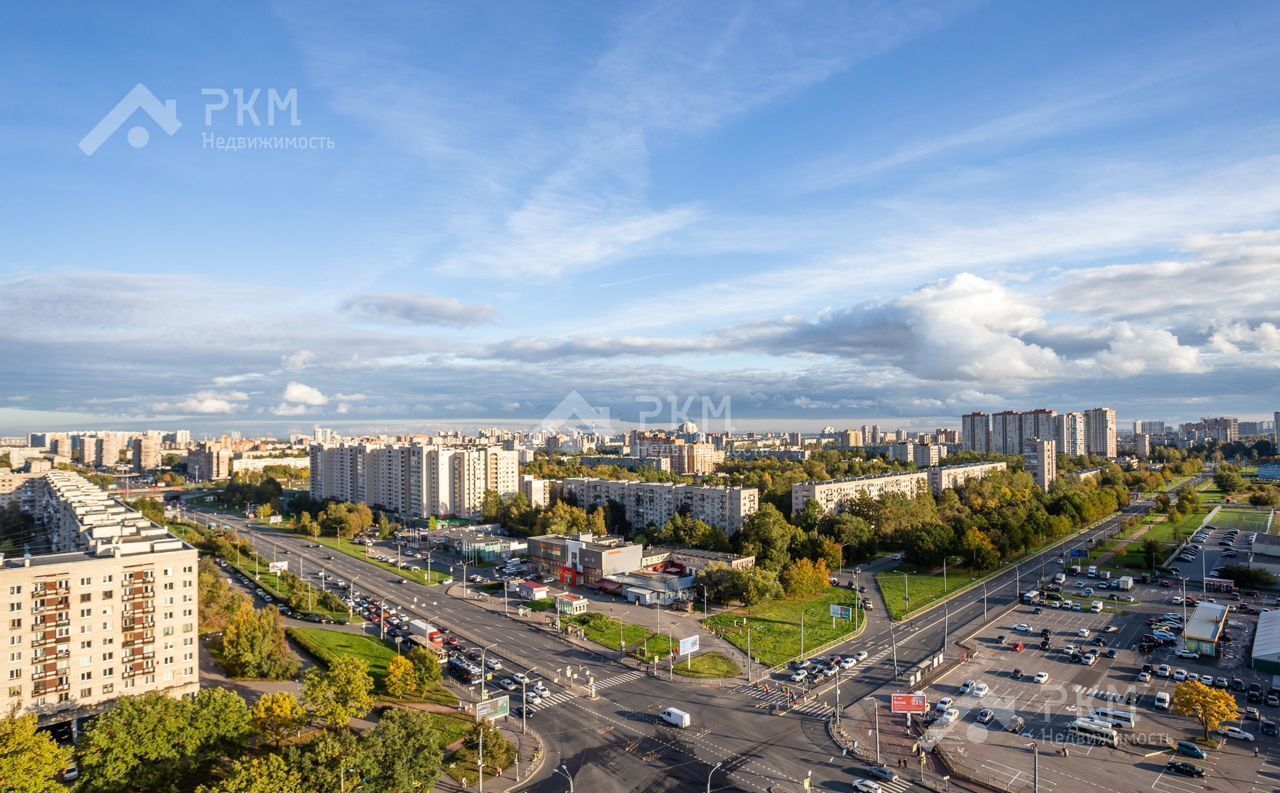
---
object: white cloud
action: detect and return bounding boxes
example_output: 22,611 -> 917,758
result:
282,381 -> 328,406
336,402 -> 351,414
282,350 -> 316,370
153,390 -> 249,415
270,403 -> 310,416
1094,323 -> 1202,376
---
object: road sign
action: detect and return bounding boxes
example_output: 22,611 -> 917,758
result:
678,635 -> 700,656
1070,548 -> 1087,558
475,695 -> 510,721
829,604 -> 854,621
890,693 -> 928,714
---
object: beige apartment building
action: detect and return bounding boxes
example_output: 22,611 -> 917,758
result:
2,470 -> 198,726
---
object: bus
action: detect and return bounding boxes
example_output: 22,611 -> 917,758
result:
1068,718 -> 1118,747
1089,708 -> 1138,729
447,656 -> 483,685
1022,590 -> 1040,605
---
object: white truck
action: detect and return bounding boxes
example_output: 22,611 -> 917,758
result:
1116,576 -> 1134,591
1086,565 -> 1098,578
660,707 -> 691,728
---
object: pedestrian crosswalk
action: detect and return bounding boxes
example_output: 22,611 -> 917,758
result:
534,690 -> 576,708
731,683 -> 834,718
595,670 -> 645,689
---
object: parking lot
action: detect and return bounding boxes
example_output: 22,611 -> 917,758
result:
916,571 -> 1280,793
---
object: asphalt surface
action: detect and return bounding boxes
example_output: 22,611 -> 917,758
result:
179,483 -> 1201,793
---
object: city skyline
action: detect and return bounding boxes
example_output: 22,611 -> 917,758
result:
4,3 -> 1280,433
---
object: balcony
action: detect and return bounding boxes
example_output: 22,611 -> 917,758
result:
31,599 -> 69,614
32,615 -> 70,630
33,682 -> 70,696
122,618 -> 155,630
31,668 -> 60,681
122,664 -> 154,679
123,648 -> 155,661
122,603 -> 155,615
123,588 -> 153,602
122,634 -> 154,649
30,634 -> 68,649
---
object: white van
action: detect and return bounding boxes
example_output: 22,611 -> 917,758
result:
1053,573 -> 1066,585
660,707 -> 691,728
1154,691 -> 1170,710
1087,565 -> 1098,578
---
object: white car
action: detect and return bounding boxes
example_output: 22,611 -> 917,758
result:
1170,596 -> 1183,604
972,682 -> 990,698
1137,671 -> 1151,682
1077,628 -> 1091,637
1218,726 -> 1255,741
938,708 -> 959,724
1033,672 -> 1049,684
853,650 -> 869,662
853,782 -> 883,793
513,672 -> 529,684
532,681 -> 549,696
839,657 -> 858,670
524,691 -> 544,705
1174,649 -> 1199,660
1173,669 -> 1188,682
934,697 -> 954,712
1012,623 -> 1031,633
1155,664 -> 1172,677
977,708 -> 995,724
958,680 -> 975,695
790,670 -> 809,683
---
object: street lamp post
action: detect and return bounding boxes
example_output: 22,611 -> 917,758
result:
618,610 -> 632,651
479,642 -> 496,700
554,764 -> 575,792
520,667 -> 536,734
900,571 -> 910,615
699,584 -> 708,619
746,627 -> 754,684
706,760 -> 723,793
1029,741 -> 1039,793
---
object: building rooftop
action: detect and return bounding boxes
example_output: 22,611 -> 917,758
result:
1185,602 -> 1230,641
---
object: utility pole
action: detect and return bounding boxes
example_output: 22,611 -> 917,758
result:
874,701 -> 881,765
982,583 -> 988,619
1030,740 -> 1039,793
478,722 -> 485,793
800,611 -> 806,658
747,628 -> 754,684
889,621 -> 899,678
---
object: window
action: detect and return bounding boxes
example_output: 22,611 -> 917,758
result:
182,565 -> 193,574
79,657 -> 90,668
79,577 -> 91,587
163,568 -> 172,577
7,586 -> 20,595
79,625 -> 91,635
101,683 -> 113,694
80,640 -> 92,649
163,627 -> 174,636
7,686 -> 20,698
8,651 -> 20,662
102,637 -> 114,646
102,667 -> 113,678
79,609 -> 91,618
101,575 -> 113,584
102,590 -> 113,600
8,670 -> 19,680
80,687 -> 92,699
102,652 -> 112,661
100,606 -> 112,616
9,602 -> 20,612
8,618 -> 20,630
79,671 -> 91,681
102,622 -> 111,632
8,635 -> 18,646
33,697 -> 45,707
80,593 -> 91,603
163,582 -> 174,591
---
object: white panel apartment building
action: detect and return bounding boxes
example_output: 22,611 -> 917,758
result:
1054,412 -> 1087,457
791,462 -> 1008,518
1085,407 -> 1118,459
2,470 -> 199,725
555,478 -> 759,535
310,443 -> 518,519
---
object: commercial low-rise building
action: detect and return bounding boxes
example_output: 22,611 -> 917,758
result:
527,533 -> 645,587
1184,602 -> 1229,657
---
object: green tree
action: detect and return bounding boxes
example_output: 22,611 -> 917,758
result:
466,720 -> 515,779
283,727 -> 368,793
198,754 -> 301,793
534,501 -> 590,535
189,688 -> 253,766
251,691 -> 309,749
77,692 -> 197,792
0,710 -> 73,793
1214,471 -> 1247,494
220,601 -> 301,680
904,523 -> 954,567
1140,538 -> 1163,570
408,646 -> 443,691
959,526 -> 1000,570
735,504 -> 800,572
302,656 -> 375,729
587,507 -> 607,536
738,566 -> 784,606
384,654 -> 417,699
198,557 -> 247,632
361,708 -> 445,792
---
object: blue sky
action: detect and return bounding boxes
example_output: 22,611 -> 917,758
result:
2,1 -> 1279,436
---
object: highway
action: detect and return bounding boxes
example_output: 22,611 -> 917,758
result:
181,483 -> 1200,792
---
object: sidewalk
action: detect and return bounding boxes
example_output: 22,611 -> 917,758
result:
450,583 -> 750,686
428,717 -> 546,793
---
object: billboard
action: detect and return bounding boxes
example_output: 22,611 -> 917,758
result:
267,560 -> 288,574
890,693 -> 927,714
678,635 -> 700,656
1069,548 -> 1087,558
475,695 -> 510,721
829,604 -> 854,621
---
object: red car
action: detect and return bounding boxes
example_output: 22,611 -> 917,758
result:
1010,642 -> 1026,652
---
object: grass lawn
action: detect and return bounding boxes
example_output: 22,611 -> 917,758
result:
703,587 -> 864,668
445,729 -> 516,787
1212,508 -> 1273,532
876,570 -> 980,621
566,613 -> 652,651
1196,481 -> 1226,504
1113,509 -> 1207,569
303,534 -> 452,585
673,652 -> 741,679
287,627 -> 457,705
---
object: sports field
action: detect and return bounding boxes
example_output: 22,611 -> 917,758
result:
1209,508 -> 1274,532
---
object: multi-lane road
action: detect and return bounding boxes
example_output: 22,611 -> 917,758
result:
183,485 -> 1195,793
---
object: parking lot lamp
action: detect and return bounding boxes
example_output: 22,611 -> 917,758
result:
706,760 -> 723,792
899,571 -> 910,614
479,642 -> 496,699
554,764 -> 575,792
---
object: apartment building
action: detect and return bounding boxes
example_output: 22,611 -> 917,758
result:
555,478 -> 759,535
131,436 -> 160,472
1024,438 -> 1057,492
991,411 -> 1022,456
926,462 -> 1008,494
2,470 -> 198,726
1054,412 -> 1087,458
310,443 -> 518,519
962,409 -> 988,452
1085,407 -> 1118,459
520,474 -> 550,508
792,462 -> 1008,518
1020,409 -> 1057,452
187,442 -> 234,482
1134,433 -> 1152,459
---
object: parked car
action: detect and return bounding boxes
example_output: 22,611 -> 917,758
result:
1166,762 -> 1206,778
1218,726 -> 1255,741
